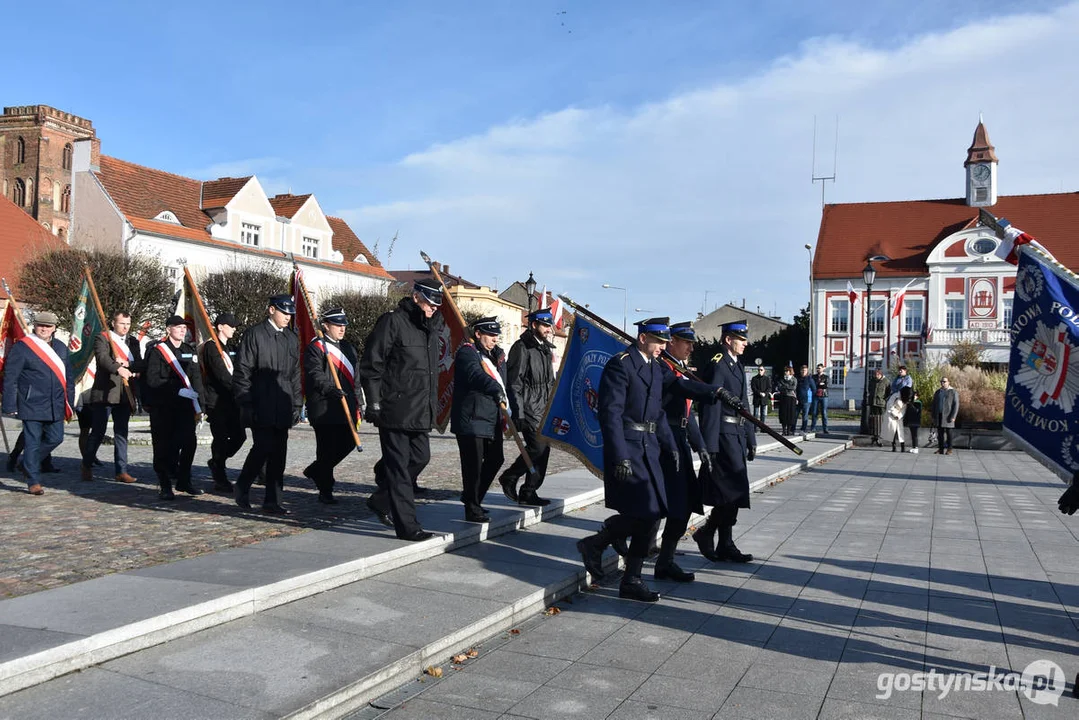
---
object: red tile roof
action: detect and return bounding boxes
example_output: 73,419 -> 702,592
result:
813,192 -> 1079,280
391,268 -> 481,290
0,195 -> 64,299
94,156 -> 391,282
268,193 -> 311,219
201,176 -> 252,209
965,122 -> 998,165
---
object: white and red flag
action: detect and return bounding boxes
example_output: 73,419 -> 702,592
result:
846,281 -> 858,305
891,279 -> 917,320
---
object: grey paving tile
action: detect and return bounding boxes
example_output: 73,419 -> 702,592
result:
817,697 -> 921,719
376,552 -> 581,604
606,699 -> 712,720
463,648 -> 572,684
418,672 -> 540,714
381,697 -> 502,720
828,662 -> 924,710
127,545 -> 343,587
0,623 -> 82,663
738,660 -> 834,697
921,677 -> 1025,720
655,636 -> 765,681
576,637 -> 679,675
506,614 -> 623,661
714,686 -> 821,719
545,662 -> 649,699
505,684 -> 623,719
627,674 -> 734,713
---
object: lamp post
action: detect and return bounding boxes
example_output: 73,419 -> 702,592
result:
602,283 -> 628,332
525,271 -> 536,313
805,244 -> 814,370
859,259 -> 877,434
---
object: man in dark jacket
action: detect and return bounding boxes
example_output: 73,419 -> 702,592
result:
867,368 -> 887,446
750,365 -> 771,423
694,321 -> 756,564
499,308 -> 556,506
83,311 -> 144,484
199,313 -> 243,493
451,317 -> 511,523
232,295 -> 302,514
932,376 -> 959,455
2,311 -> 74,495
302,307 -> 360,505
796,364 -> 814,433
577,318 -> 678,603
145,315 -> 204,500
808,363 -> 830,433
360,280 -> 443,541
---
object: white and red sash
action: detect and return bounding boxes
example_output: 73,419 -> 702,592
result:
478,348 -> 510,433
108,331 -> 134,364
317,340 -> 354,387
20,336 -> 73,420
156,342 -> 202,413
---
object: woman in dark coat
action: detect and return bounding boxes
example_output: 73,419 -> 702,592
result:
776,365 -> 798,435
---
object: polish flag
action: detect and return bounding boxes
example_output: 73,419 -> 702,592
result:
994,225 -> 1052,265
549,295 -> 565,329
846,281 -> 858,305
891,279 -> 917,319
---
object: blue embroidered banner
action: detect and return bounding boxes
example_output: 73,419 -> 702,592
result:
1004,246 -> 1079,480
540,313 -> 627,479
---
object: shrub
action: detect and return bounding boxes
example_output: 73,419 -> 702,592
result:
947,339 -> 984,368
199,263 -> 289,333
318,288 -> 404,357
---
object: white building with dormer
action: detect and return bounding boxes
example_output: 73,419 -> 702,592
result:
68,140 -> 392,304
809,121 -> 1079,406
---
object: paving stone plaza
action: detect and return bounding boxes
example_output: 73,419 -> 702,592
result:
1,425 -> 1077,719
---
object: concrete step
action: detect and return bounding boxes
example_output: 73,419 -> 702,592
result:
0,436 -> 848,711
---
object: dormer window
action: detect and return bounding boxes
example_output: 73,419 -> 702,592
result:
154,210 -> 180,224
241,222 -> 261,247
302,236 -> 320,259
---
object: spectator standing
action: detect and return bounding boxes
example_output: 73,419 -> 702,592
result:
808,363 -> 830,433
796,365 -> 814,433
903,389 -> 923,453
867,368 -> 888,446
749,366 -> 771,423
932,377 -> 959,455
891,365 -> 913,396
775,365 -> 798,435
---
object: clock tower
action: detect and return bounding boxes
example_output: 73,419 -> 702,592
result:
964,118 -> 998,207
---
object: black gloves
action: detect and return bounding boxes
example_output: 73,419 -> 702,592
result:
613,459 -> 632,482
365,403 -> 381,427
328,388 -> 347,399
699,451 -> 712,474
1059,484 -> 1079,515
746,445 -> 756,462
717,387 -> 745,412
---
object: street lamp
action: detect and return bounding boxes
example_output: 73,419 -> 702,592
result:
525,272 -> 536,313
859,259 -> 877,434
805,244 -> 814,370
634,307 -> 652,314
602,283 -> 628,332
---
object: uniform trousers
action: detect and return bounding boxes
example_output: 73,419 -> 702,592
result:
236,426 -> 288,506
310,424 -> 355,492
84,402 -> 131,474
457,434 -> 504,514
208,407 -> 246,468
708,503 -> 740,528
149,405 -> 196,482
502,425 -> 551,491
604,514 -> 656,558
370,429 -> 430,537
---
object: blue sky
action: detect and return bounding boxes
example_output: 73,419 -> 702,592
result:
6,0 -> 1077,325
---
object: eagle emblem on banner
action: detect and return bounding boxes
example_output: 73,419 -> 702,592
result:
1015,321 -> 1079,412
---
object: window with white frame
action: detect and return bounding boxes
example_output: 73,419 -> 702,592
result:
866,358 -> 883,371
830,299 -> 848,334
302,236 -> 320,259
903,298 -> 924,334
867,299 -> 885,333
1003,297 -> 1013,327
241,222 -> 261,247
946,299 -> 965,330
830,360 -> 845,385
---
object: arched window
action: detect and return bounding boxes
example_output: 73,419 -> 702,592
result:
13,178 -> 26,206
25,178 -> 33,206
16,136 -> 26,164
52,179 -> 60,209
62,143 -> 73,170
61,185 -> 71,213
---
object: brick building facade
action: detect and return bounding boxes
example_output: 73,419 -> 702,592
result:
0,105 -> 99,240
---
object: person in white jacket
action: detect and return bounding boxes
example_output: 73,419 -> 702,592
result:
884,386 -> 912,452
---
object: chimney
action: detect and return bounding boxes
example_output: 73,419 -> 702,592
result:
444,264 -> 450,276
741,298 -> 745,309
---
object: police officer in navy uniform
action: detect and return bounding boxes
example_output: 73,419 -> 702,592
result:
694,320 -> 756,563
200,312 -> 243,494
577,318 -> 679,603
303,307 -> 360,505
451,316 -> 512,523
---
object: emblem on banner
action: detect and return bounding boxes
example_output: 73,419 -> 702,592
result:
1015,321 -> 1079,412
578,325 -> 589,343
1060,435 -> 1079,470
1016,264 -> 1044,303
569,349 -> 608,448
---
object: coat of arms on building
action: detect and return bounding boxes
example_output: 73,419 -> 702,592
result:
1014,321 -> 1079,412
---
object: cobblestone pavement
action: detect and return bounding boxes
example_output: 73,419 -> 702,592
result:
0,421 -> 580,599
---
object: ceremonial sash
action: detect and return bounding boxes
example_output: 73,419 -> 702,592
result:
662,357 -> 692,420
479,349 -> 510,433
220,346 -> 234,375
317,340 -> 354,386
20,336 -> 73,420
156,342 -> 202,413
108,331 -> 134,363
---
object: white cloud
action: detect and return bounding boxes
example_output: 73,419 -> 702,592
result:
339,2 -> 1079,324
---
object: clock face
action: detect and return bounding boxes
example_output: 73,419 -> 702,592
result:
972,164 -> 990,182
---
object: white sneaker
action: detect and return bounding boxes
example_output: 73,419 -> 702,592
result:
910,448 -> 918,454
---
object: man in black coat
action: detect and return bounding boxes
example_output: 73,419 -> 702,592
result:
199,312 -> 244,493
302,307 -> 360,505
750,365 -> 771,423
451,316 -> 512,523
145,315 -> 204,500
360,279 -> 443,541
577,318 -> 679,603
694,320 -> 756,563
499,308 -> 556,506
83,310 -> 144,484
232,295 -> 302,515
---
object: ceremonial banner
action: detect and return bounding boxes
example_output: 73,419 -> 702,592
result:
434,300 -> 467,433
68,275 -> 105,384
1004,245 -> 1079,480
539,313 -> 627,479
0,301 -> 26,377
290,268 -> 317,396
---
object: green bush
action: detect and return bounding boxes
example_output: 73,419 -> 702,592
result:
199,263 -> 289,333
318,288 -> 404,357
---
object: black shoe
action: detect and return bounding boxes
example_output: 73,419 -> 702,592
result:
302,464 -> 317,482
499,473 -> 519,503
891,444 -> 897,452
692,523 -> 719,562
175,482 -> 204,496
619,557 -> 660,602
654,560 -> 695,582
263,504 -> 290,516
235,493 -> 252,509
400,530 -> 435,542
367,499 -> 394,528
577,524 -> 613,581
716,527 -> 753,563
212,480 -> 234,494
5,455 -> 16,473
518,490 -> 551,507
92,458 -> 104,467
413,484 -> 429,496
318,492 -> 337,505
465,509 -> 491,523
41,461 -> 62,474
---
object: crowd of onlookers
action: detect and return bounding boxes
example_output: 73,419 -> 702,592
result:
748,363 -> 960,453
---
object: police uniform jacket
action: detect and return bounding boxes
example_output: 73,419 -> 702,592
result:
658,356 -> 716,519
1,338 -> 75,422
506,329 -> 555,430
233,319 -> 302,429
144,338 -> 204,412
359,296 -> 442,432
698,350 -> 756,508
198,340 -> 238,414
451,343 -> 512,439
89,332 -> 145,405
599,346 -> 677,520
303,337 -> 360,426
